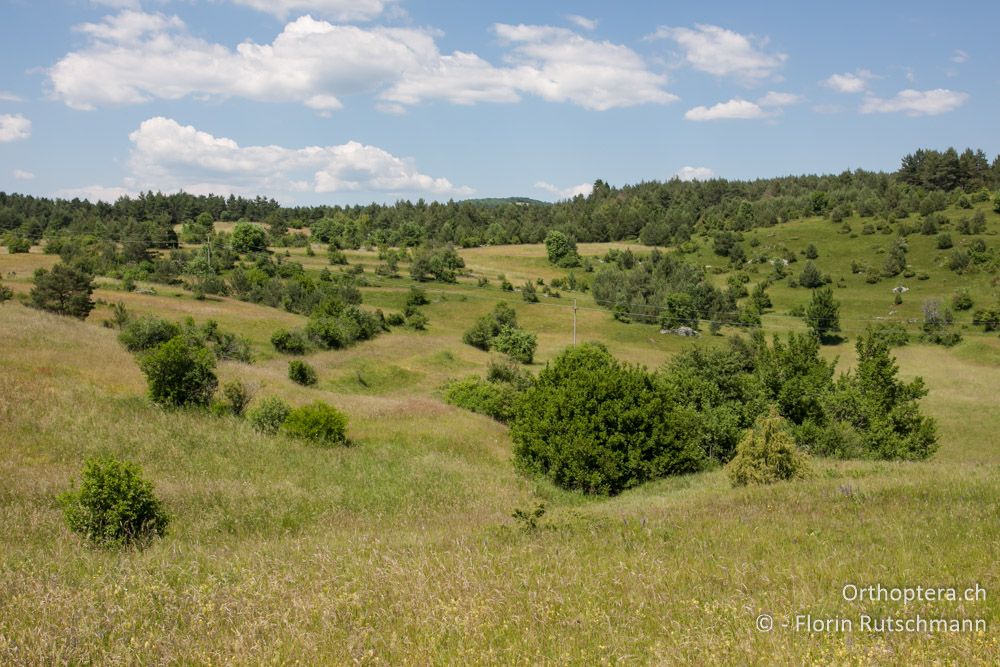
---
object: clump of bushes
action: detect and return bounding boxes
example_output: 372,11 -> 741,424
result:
511,343 -> 706,495
139,336 -> 218,407
248,396 -> 292,434
443,359 -> 532,424
59,457 -> 169,548
282,402 -> 348,446
271,328 -> 309,354
119,315 -> 181,352
288,360 -> 318,386
726,410 -> 812,487
462,302 -> 536,363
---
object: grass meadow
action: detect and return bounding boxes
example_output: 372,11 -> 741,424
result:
1,205 -> 999,663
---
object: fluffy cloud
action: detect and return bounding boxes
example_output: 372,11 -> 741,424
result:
823,71 -> 873,93
54,185 -> 138,202
125,117 -> 472,197
535,180 -> 593,200
650,24 -> 786,82
355,22 -> 676,111
566,15 -> 598,31
685,91 -> 799,121
49,12 -> 675,112
860,89 -> 968,116
757,91 -> 802,107
231,0 -> 395,22
685,99 -> 766,121
0,114 -> 31,142
50,13 -> 440,110
13,169 -> 36,181
0,91 -> 23,102
673,166 -> 715,181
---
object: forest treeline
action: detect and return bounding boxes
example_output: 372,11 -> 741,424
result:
2,147 -> 998,252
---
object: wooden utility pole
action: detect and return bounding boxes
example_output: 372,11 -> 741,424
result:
572,299 -> 577,345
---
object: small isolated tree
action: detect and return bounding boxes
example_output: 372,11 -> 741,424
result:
220,379 -> 256,417
29,263 -> 95,319
726,409 -> 811,487
288,360 -> 318,386
804,243 -> 819,259
282,402 -> 348,446
492,325 -> 537,364
0,277 -> 12,304
270,328 -> 309,354
521,281 -> 539,303
798,261 -> 823,288
544,230 -> 580,267
231,222 -> 268,253
118,315 -> 181,352
59,457 -> 169,548
248,396 -> 291,434
804,287 -> 841,342
139,336 -> 218,407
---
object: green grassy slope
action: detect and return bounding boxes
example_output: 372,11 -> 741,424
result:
1,201 -> 999,663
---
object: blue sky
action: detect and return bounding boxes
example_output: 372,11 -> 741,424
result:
0,0 -> 996,204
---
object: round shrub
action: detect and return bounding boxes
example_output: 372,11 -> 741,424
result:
248,396 -> 291,434
270,328 -> 308,354
282,402 -> 348,446
726,409 -> 812,487
139,336 -> 218,407
288,359 -> 318,386
492,325 -> 537,364
119,315 -> 181,352
511,343 -> 706,495
231,222 -> 268,253
59,457 -> 169,548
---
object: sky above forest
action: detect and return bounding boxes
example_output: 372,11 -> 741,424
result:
0,0 -> 997,204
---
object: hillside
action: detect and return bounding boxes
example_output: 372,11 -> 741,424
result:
2,196 -> 999,662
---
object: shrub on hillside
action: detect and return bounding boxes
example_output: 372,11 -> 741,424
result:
492,325 -> 537,364
139,336 -> 218,407
726,409 -> 812,487
231,222 -> 268,253
29,262 -> 95,319
544,230 -> 580,267
463,302 -> 519,351
59,457 -> 169,548
119,315 -> 181,352
271,328 -> 309,354
511,343 -> 706,495
248,396 -> 291,434
220,379 -> 256,417
405,310 -> 428,330
288,360 -> 317,386
443,376 -> 523,424
0,277 -> 13,303
521,281 -> 539,303
282,402 -> 348,446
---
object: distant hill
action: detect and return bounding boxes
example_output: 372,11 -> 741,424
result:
460,196 -> 551,207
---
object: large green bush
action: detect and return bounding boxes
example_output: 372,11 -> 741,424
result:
231,222 -> 268,253
288,360 -> 318,386
492,325 -> 537,364
59,457 -> 169,548
511,343 -> 706,495
248,396 -> 292,434
282,402 -> 348,446
271,328 -> 309,354
443,376 -> 523,423
139,336 -> 218,407
726,409 -> 812,487
118,315 -> 181,352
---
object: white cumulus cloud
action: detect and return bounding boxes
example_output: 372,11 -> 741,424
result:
684,90 -> 799,122
673,166 -> 715,181
0,114 -> 31,142
860,89 -> 968,116
566,15 -> 598,31
650,24 -> 786,83
48,12 -> 675,113
231,0 -> 395,22
13,169 -> 36,181
535,180 -> 593,200
54,185 -> 138,202
823,71 -> 873,93
384,23 -> 677,111
125,116 -> 472,197
757,91 -> 802,107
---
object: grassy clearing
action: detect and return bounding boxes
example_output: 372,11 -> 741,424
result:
2,208 -> 1000,662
